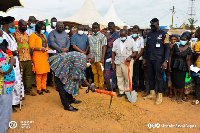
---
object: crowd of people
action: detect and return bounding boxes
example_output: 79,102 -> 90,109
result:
0,15 -> 200,133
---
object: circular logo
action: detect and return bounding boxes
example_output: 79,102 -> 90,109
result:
9,121 -> 17,129
147,123 -> 152,128
155,123 -> 160,128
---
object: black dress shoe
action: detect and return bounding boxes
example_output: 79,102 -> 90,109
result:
117,94 -> 124,97
12,106 -> 17,112
70,99 -> 82,104
64,105 -> 78,112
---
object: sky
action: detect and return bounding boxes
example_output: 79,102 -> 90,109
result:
0,0 -> 200,28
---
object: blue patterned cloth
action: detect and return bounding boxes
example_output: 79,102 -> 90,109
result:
48,51 -> 87,95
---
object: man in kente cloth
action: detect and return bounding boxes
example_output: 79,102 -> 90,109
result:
48,51 -> 95,112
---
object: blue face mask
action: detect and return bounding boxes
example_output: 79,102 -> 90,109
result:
30,23 -> 36,28
120,37 -> 126,41
174,42 -> 180,47
0,37 -> 3,44
0,25 -> 2,30
40,30 -> 45,34
132,34 -> 138,38
52,22 -> 56,27
180,40 -> 187,45
8,27 -> 15,34
192,38 -> 198,42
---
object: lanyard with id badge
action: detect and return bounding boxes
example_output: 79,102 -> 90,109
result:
156,34 -> 162,48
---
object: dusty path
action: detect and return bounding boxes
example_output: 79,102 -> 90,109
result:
7,87 -> 200,133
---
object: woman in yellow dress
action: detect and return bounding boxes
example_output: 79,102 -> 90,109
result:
29,21 -> 50,95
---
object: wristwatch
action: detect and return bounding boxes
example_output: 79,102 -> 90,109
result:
130,55 -> 134,58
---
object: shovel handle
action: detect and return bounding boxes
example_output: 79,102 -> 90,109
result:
125,60 -> 132,92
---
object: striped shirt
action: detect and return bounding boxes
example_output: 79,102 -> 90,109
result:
89,32 -> 107,62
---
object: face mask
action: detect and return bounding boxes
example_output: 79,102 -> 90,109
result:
192,38 -> 198,42
132,34 -> 138,38
180,40 -> 187,45
40,30 -> 45,34
30,23 -> 35,28
87,63 -> 91,67
19,27 -> 27,32
8,27 -> 15,34
65,30 -> 70,34
84,31 -> 89,35
107,30 -> 110,33
0,37 -> 3,44
0,25 -> 2,30
57,28 -> 64,33
151,25 -> 157,32
174,42 -> 180,45
120,37 -> 126,41
78,30 -> 84,35
52,22 -> 56,27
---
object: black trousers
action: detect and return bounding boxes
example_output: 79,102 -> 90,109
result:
55,77 -> 74,108
195,76 -> 200,100
146,59 -> 164,93
133,60 -> 145,91
47,69 -> 53,86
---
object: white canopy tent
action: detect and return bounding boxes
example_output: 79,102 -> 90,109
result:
104,4 -> 128,28
60,0 -> 108,28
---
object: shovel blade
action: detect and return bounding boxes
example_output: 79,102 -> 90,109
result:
125,90 -> 137,103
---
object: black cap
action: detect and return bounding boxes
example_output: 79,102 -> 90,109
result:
150,18 -> 159,23
2,16 -> 15,25
181,31 -> 192,41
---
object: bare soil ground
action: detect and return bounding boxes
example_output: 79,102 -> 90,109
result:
7,87 -> 200,133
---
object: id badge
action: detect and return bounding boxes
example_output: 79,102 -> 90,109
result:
156,43 -> 160,48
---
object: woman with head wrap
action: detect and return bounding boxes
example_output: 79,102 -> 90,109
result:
169,31 -> 192,104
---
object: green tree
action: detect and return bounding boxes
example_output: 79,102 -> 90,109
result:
188,18 -> 198,30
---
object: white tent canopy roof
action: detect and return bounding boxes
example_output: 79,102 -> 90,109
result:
104,4 -> 128,28
60,0 -> 108,26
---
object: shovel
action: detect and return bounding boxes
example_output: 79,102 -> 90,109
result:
125,60 -> 137,103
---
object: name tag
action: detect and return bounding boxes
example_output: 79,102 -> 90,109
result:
156,43 -> 160,48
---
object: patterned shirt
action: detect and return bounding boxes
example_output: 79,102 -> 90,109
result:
13,29 -> 31,61
89,32 -> 107,62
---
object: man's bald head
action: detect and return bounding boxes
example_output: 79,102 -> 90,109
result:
56,21 -> 64,33
18,19 -> 26,26
18,19 -> 27,33
120,29 -> 127,37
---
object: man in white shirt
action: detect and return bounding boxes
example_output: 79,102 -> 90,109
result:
46,17 -> 57,33
112,29 -> 138,97
131,25 -> 145,92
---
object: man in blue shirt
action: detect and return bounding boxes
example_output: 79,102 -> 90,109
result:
26,16 -> 36,36
71,25 -> 89,87
143,18 -> 170,105
71,25 -> 89,54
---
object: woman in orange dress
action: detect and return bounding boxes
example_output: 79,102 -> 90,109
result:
29,21 -> 50,95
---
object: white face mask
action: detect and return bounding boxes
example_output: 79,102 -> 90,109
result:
78,30 -> 84,35
84,31 -> 89,35
107,30 -> 110,33
65,30 -> 70,34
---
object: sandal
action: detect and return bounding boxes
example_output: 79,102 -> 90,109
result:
42,89 -> 50,93
171,96 -> 177,102
191,100 -> 199,105
177,99 -> 183,104
169,94 -> 173,98
37,91 -> 44,95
